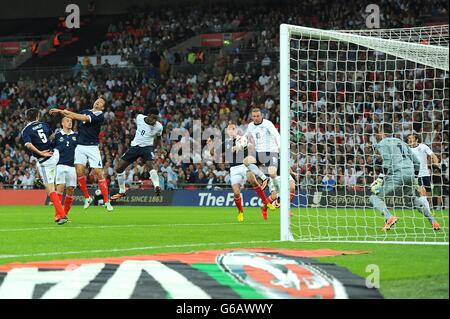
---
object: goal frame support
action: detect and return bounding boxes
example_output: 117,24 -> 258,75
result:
280,24 -> 292,241
278,23 -> 449,243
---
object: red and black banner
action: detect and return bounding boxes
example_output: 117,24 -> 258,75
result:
0,248 -> 382,299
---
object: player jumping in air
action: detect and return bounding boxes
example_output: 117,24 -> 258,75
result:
241,107 -> 280,196
54,116 -> 78,217
21,108 -> 68,225
407,133 -> 441,207
224,121 -> 274,221
49,97 -> 113,212
110,109 -> 163,200
370,124 -> 441,231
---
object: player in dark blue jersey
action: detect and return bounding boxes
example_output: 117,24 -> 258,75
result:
20,108 -> 68,225
54,116 -> 78,216
207,121 -> 273,222
49,97 -> 113,212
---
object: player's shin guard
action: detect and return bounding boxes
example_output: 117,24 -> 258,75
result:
57,193 -> 63,203
248,164 -> 267,181
98,178 -> 109,203
253,185 -> 270,205
414,196 -> 435,224
234,194 -> 244,213
64,195 -> 73,215
117,171 -> 126,193
77,176 -> 90,199
369,195 -> 391,219
150,169 -> 160,188
50,191 -> 66,220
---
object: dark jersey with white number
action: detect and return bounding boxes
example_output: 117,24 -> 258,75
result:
77,109 -> 104,146
223,136 -> 248,167
54,130 -> 78,166
21,121 -> 53,158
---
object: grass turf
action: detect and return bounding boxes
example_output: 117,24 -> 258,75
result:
0,205 -> 448,298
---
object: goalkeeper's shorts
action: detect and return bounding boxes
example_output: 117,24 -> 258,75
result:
377,171 -> 415,198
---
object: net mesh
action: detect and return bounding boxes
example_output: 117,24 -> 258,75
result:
287,25 -> 449,242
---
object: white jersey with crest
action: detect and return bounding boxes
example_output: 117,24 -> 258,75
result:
131,114 -> 163,147
410,143 -> 434,177
245,119 -> 280,153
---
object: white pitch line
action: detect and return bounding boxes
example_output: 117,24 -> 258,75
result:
0,237 -> 448,260
0,222 -> 272,233
0,240 -> 283,259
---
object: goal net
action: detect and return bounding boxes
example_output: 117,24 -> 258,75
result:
279,24 -> 449,243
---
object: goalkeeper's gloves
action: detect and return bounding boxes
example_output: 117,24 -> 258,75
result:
370,174 -> 384,194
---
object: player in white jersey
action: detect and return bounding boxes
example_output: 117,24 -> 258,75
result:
407,134 -> 440,205
240,107 -> 280,196
111,109 -> 163,200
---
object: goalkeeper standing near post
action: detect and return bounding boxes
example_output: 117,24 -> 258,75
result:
370,123 -> 441,231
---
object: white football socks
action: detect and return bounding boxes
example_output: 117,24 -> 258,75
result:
150,169 -> 160,188
248,164 -> 267,181
117,171 -> 126,194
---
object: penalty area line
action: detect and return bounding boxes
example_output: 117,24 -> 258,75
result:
0,222 -> 271,233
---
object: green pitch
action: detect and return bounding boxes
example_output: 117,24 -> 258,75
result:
0,205 -> 448,298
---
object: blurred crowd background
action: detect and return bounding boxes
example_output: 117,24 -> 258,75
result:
0,0 -> 448,207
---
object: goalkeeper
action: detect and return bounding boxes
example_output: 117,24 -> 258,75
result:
369,123 -> 441,231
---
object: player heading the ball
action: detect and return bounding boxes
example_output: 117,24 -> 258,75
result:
110,108 -> 163,200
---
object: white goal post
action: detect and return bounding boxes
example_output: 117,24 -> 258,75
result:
279,24 -> 449,243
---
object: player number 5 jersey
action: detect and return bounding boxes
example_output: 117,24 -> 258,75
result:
21,121 -> 53,159
131,114 -> 163,147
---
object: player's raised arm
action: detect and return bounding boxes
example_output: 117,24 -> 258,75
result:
49,108 -> 91,122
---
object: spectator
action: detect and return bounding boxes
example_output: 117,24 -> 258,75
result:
261,54 -> 271,67
321,173 -> 336,191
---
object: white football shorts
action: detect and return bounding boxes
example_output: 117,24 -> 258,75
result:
230,164 -> 248,186
36,149 -> 60,185
74,145 -> 103,168
56,164 -> 77,187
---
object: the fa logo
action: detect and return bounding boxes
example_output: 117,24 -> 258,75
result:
365,4 -> 380,29
65,4 -> 80,29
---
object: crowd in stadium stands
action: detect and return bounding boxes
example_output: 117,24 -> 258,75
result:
94,0 -> 448,66
0,0 -> 448,208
